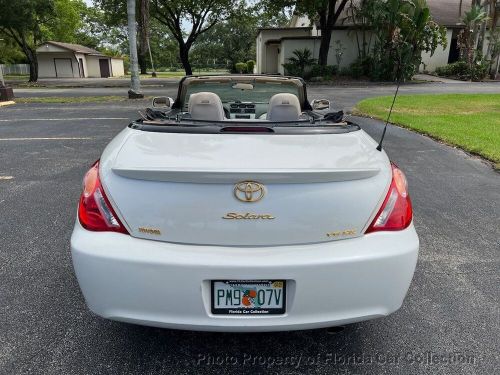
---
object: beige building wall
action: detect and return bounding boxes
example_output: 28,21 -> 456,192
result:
111,58 -> 125,77
256,28 -> 313,73
420,29 -> 453,72
85,56 -> 102,78
279,30 -> 371,75
74,53 -> 88,77
279,29 -> 458,75
37,52 -> 80,78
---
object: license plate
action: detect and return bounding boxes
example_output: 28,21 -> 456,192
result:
211,280 -> 286,315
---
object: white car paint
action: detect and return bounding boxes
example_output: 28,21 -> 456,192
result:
98,128 -> 390,246
71,81 -> 419,331
72,220 -> 418,332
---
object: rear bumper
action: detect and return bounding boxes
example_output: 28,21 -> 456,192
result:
71,222 -> 419,332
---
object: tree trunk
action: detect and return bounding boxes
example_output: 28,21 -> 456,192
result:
488,0 -> 499,78
476,1 -> 489,56
22,45 -> 38,82
127,0 -> 142,96
138,47 -> 148,74
317,0 -> 349,66
318,26 -> 333,66
137,0 -> 149,74
179,44 -> 193,75
28,57 -> 38,83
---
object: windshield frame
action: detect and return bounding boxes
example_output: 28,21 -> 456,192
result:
172,75 -> 312,111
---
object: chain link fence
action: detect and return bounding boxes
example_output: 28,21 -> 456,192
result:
0,64 -> 30,75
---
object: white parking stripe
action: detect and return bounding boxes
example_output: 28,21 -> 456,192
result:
0,117 -> 128,122
0,137 -> 93,141
0,176 -> 14,180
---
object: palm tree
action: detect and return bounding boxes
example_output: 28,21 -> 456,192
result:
459,4 -> 489,66
286,49 -> 317,77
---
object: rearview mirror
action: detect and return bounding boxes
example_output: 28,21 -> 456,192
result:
232,83 -> 254,90
311,99 -> 330,111
152,96 -> 174,108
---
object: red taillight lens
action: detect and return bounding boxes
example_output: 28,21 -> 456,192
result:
78,161 -> 128,234
365,163 -> 413,233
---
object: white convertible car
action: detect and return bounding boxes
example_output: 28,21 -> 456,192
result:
71,75 -> 418,332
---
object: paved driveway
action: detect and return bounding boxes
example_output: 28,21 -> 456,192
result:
11,80 -> 500,111
0,96 -> 498,374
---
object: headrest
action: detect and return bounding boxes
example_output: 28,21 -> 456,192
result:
188,92 -> 225,121
266,93 -> 301,122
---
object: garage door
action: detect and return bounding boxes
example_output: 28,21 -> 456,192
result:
54,58 -> 74,78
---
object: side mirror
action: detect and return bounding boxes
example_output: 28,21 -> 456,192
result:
311,99 -> 330,111
152,96 -> 174,108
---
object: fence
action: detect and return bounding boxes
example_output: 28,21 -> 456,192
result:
0,64 -> 30,75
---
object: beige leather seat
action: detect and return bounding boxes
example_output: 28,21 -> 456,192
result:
266,93 -> 301,122
188,92 -> 225,121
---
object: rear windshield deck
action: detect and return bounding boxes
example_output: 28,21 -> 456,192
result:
129,119 -> 360,135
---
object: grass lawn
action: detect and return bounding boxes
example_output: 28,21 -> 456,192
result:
355,94 -> 500,168
14,96 -> 150,104
125,70 -> 230,78
4,74 -> 30,80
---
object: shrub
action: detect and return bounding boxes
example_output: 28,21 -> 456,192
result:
339,57 -> 373,78
235,62 -> 247,73
282,48 -> 316,78
282,63 -> 302,77
310,64 -> 337,78
352,0 -> 446,81
246,60 -> 255,73
435,60 -> 489,81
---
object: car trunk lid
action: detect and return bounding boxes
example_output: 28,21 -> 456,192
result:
101,130 -> 391,246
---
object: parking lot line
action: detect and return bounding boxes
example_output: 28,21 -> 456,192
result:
0,117 -> 128,122
0,137 -> 93,141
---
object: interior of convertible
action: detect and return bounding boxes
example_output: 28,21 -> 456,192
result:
143,76 -> 347,129
180,77 -> 308,122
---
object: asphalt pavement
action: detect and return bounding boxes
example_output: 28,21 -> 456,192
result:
10,80 -> 500,112
0,89 -> 499,374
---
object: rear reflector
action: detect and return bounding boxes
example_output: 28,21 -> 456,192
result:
78,161 -> 128,234
365,163 -> 413,233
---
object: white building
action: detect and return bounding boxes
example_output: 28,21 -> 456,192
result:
256,0 -> 475,75
36,41 -> 125,78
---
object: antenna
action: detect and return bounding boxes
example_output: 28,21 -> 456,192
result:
376,45 -> 407,152
376,76 -> 401,151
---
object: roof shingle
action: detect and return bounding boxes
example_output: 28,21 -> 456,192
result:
43,41 -> 105,56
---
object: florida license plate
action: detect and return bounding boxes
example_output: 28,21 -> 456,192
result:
211,280 -> 286,315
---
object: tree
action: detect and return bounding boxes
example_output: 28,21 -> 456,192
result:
95,0 -> 151,74
283,48 -> 317,76
486,0 -> 499,78
127,0 -> 142,96
152,0 -> 234,75
137,0 -> 151,74
352,0 -> 447,81
458,5 -> 488,68
191,2 -> 260,71
0,0 -> 55,82
263,0 -> 350,66
0,38 -> 26,64
44,0 -> 86,42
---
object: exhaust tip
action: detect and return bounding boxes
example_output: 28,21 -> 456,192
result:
326,326 -> 345,335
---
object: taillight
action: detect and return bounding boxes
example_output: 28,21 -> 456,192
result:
78,161 -> 129,234
365,163 -> 413,233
